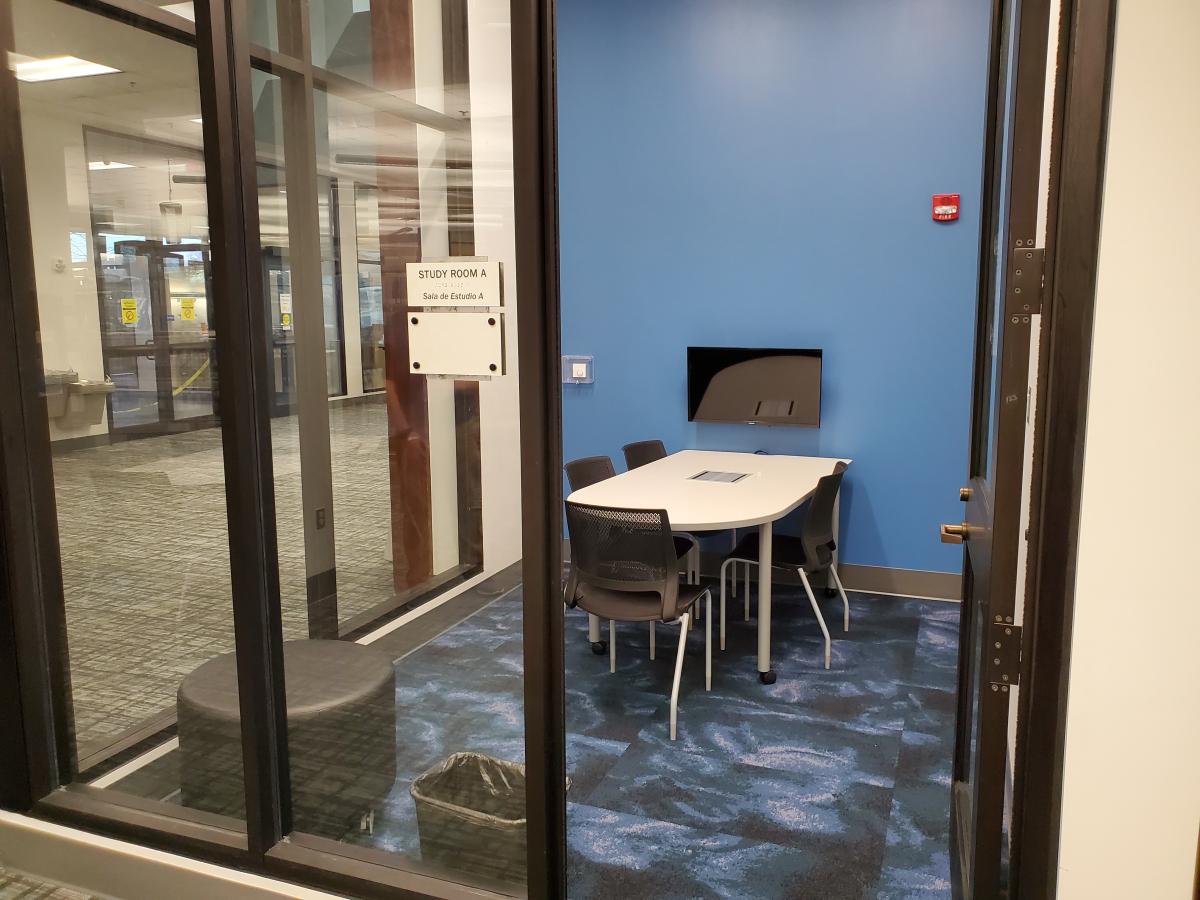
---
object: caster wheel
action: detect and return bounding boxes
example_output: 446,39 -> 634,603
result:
591,641 -> 607,655
824,587 -> 837,598
758,669 -> 777,685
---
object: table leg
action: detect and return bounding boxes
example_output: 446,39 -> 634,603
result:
757,521 -> 775,684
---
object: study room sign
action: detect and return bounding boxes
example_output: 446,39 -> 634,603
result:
405,259 -> 503,309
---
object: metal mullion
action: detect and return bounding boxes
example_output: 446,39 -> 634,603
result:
965,0 -> 1055,894
511,0 -> 566,896
192,0 -> 291,857
965,0 -> 1010,480
1009,0 -> 1119,893
53,0 -> 197,42
0,0 -> 77,805
272,0 -> 340,640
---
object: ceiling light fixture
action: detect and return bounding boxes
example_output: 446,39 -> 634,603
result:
13,55 -> 120,83
160,2 -> 197,22
88,161 -> 135,171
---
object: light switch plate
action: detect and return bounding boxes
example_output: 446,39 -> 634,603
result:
561,354 -> 594,384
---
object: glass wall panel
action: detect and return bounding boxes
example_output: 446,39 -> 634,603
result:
9,0 -> 245,827
243,0 -> 526,890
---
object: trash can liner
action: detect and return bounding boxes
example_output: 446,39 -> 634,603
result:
411,752 -> 527,885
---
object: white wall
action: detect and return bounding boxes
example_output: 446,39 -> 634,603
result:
1055,1 -> 1200,896
469,0 -> 524,572
21,111 -> 109,442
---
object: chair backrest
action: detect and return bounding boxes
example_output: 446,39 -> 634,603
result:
801,461 -> 848,573
622,440 -> 667,470
564,455 -> 616,492
564,501 -> 679,621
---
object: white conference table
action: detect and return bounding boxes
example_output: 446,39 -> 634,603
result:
567,449 -> 851,683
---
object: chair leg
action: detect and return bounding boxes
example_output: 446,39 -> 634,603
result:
719,558 -> 731,650
829,564 -> 850,632
670,612 -> 691,741
730,530 -> 739,598
705,592 -> 712,691
744,562 -> 753,621
609,619 -> 617,673
799,569 -> 832,669
649,621 -> 656,660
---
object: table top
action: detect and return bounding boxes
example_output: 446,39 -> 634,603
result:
567,449 -> 851,530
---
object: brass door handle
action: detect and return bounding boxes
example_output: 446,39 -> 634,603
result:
960,487 -> 972,502
941,523 -> 969,544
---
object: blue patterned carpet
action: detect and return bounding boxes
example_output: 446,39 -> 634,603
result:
106,576 -> 959,898
362,582 -> 959,898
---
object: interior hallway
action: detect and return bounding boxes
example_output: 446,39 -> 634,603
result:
51,398 -> 397,756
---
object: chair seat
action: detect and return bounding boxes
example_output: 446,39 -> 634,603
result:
574,582 -> 707,623
725,532 -> 809,568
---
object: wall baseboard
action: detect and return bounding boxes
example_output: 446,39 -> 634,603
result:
836,563 -> 961,602
0,812 -> 339,900
568,541 -> 963,603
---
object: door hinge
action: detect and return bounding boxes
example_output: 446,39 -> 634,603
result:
988,621 -> 1022,689
1007,244 -> 1045,317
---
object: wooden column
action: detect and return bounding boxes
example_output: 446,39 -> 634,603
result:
372,0 -> 433,591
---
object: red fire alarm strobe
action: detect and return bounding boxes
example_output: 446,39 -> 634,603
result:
933,193 -> 961,222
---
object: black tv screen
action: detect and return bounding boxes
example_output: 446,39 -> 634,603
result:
687,347 -> 822,427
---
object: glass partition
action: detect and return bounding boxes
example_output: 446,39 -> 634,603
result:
9,0 -> 246,827
248,0 -> 525,891
1,0 -> 547,895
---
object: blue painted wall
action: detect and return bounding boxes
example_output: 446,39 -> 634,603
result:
557,0 -> 993,574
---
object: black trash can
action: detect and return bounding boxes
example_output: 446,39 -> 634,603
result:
411,752 -> 526,886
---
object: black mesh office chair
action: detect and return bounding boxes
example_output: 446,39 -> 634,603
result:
622,439 -> 738,590
564,455 -> 698,655
719,462 -> 850,670
565,455 -> 616,491
565,501 -> 712,739
621,439 -> 668,470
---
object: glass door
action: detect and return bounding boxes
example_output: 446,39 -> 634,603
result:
100,240 -> 218,432
950,0 -> 1054,896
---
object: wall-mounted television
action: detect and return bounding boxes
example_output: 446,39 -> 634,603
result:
687,347 -> 822,427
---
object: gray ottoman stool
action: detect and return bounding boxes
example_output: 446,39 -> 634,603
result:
178,639 -> 396,836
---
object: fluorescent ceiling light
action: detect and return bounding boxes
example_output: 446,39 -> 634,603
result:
88,161 -> 134,171
160,2 -> 196,21
13,55 -> 120,83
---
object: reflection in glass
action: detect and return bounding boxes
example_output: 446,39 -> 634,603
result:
12,0 -> 244,824
252,0 -> 524,891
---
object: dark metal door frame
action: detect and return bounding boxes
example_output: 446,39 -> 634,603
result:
952,0 -> 1122,896
1008,0 -> 1121,896
953,0 -> 1054,893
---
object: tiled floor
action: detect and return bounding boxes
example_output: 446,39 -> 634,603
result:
50,399 -> 398,755
0,866 -> 92,900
